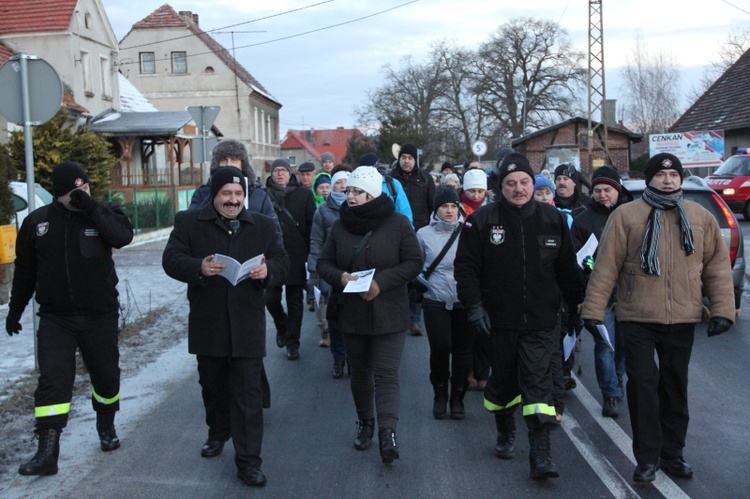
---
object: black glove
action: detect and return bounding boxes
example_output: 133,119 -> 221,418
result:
467,304 -> 492,339
69,189 -> 98,213
6,311 -> 22,336
566,313 -> 583,336
583,319 -> 602,336
707,317 -> 732,337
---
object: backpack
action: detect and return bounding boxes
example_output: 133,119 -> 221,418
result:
384,174 -> 398,201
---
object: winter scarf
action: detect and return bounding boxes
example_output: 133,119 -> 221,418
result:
460,191 -> 485,215
339,193 -> 395,235
640,186 -> 695,276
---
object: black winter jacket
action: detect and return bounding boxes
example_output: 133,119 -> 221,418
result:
317,211 -> 422,336
10,200 -> 133,317
265,175 -> 316,286
454,196 -> 584,331
162,205 -> 289,358
390,166 -> 436,230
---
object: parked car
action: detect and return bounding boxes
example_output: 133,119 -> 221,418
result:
623,177 -> 745,309
705,148 -> 750,220
10,181 -> 54,229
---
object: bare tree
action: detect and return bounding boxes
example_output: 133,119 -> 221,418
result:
690,25 -> 750,100
472,17 -> 586,139
620,37 -> 682,135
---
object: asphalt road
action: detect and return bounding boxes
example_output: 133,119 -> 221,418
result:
6,237 -> 750,498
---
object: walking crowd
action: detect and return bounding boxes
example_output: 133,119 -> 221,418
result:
6,143 -> 736,488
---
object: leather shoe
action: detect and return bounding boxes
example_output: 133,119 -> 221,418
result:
237,466 -> 266,487
201,439 -> 225,458
661,457 -> 693,478
275,330 -> 286,348
633,462 -> 659,483
287,345 -> 299,360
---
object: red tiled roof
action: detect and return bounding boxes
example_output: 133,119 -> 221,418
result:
670,47 -> 750,133
127,4 -> 278,107
284,128 -> 364,164
280,133 -> 322,161
0,0 -> 78,35
0,42 -> 15,65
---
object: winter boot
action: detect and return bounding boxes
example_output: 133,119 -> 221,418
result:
319,331 -> 330,347
378,428 -> 399,464
494,413 -> 516,459
354,419 -> 375,450
529,428 -> 559,479
449,383 -> 468,420
18,428 -> 61,476
97,412 -> 121,452
432,383 -> 448,419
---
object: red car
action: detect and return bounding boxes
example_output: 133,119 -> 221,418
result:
705,148 -> 750,220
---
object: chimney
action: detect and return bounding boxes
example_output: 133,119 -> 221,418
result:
178,11 -> 198,26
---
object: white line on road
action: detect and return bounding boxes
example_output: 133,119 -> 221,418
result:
570,373 -> 692,499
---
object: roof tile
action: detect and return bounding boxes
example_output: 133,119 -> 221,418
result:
0,0 -> 78,34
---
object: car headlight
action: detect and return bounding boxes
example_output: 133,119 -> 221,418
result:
723,188 -> 736,195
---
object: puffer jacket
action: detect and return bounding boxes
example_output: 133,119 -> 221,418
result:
416,212 -> 463,310
581,198 -> 735,324
307,191 -> 346,294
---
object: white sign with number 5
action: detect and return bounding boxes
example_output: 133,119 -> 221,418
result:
472,140 -> 487,157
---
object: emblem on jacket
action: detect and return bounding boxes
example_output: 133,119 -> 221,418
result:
36,222 -> 49,236
490,226 -> 505,245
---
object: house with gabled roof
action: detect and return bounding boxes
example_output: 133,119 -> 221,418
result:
0,0 -> 120,124
670,47 -> 750,159
118,4 -> 282,179
280,127 -> 365,170
511,116 -> 641,177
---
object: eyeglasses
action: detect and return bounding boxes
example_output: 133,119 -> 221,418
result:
345,188 -> 366,196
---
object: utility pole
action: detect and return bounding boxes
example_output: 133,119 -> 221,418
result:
587,0 -> 611,175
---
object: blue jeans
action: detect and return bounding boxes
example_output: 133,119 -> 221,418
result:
327,320 -> 347,362
593,308 -> 626,399
409,300 -> 422,325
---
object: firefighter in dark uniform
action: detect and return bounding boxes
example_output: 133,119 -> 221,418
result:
454,153 -> 583,479
6,160 -> 134,476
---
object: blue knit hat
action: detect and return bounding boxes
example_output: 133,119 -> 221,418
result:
534,174 -> 555,194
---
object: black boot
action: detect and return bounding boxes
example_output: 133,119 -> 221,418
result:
529,428 -> 559,479
449,383 -> 468,420
332,360 -> 345,379
96,412 -> 120,452
18,428 -> 61,476
494,413 -> 516,459
354,419 -> 375,450
432,383 -> 448,419
378,428 -> 399,464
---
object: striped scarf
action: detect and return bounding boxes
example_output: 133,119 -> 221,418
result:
640,187 -> 695,275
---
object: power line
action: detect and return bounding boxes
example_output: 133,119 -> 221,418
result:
720,0 -> 750,16
119,0 -> 420,68
121,0 -> 334,50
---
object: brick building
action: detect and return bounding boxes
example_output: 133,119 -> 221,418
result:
511,117 -> 641,178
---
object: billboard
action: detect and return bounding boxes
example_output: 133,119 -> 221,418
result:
649,130 -> 724,168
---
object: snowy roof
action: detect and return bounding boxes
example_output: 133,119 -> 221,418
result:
118,74 -> 158,112
89,111 -> 194,135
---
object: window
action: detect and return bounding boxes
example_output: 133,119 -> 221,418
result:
81,51 -> 93,95
100,57 -> 112,99
171,51 -> 187,74
288,156 -> 296,166
140,52 -> 155,74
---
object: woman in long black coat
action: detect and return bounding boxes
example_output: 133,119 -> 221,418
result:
317,166 -> 422,465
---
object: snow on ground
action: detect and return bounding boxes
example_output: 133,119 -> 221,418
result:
0,232 -> 195,491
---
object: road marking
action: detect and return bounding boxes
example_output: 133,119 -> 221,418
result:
570,373 -> 691,499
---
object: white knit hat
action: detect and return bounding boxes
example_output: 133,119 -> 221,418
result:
331,171 -> 350,188
347,166 -> 382,197
463,169 -> 487,190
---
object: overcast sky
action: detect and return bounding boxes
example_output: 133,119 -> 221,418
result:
104,0 -> 750,137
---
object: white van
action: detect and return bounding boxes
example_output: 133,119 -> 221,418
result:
10,181 -> 54,229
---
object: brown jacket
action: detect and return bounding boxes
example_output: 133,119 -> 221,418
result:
581,198 -> 735,325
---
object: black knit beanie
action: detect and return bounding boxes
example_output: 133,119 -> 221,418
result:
433,184 -> 460,211
211,167 -> 247,198
52,160 -> 89,196
644,153 -> 683,185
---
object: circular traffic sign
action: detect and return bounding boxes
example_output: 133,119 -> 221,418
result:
472,140 -> 487,157
0,56 -> 62,125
